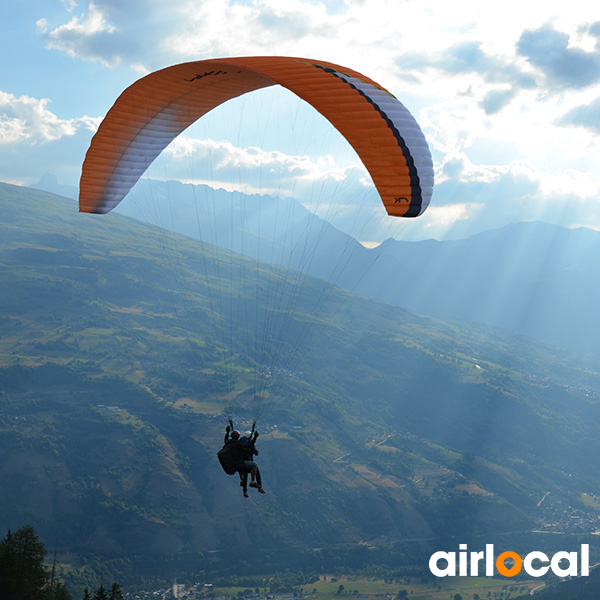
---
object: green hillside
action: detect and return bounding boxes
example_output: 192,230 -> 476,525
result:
2,182 -> 600,591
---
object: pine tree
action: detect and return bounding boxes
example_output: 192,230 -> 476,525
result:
93,585 -> 108,600
0,525 -> 73,600
0,525 -> 49,600
109,583 -> 125,600
53,582 -> 72,600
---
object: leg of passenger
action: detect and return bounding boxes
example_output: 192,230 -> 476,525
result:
256,468 -> 265,493
241,470 -> 248,497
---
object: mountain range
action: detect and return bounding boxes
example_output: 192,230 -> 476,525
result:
33,174 -> 600,357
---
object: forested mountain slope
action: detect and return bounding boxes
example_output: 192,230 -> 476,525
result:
2,181 -> 600,587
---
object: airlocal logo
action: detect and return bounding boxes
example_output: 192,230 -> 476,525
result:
429,544 -> 589,578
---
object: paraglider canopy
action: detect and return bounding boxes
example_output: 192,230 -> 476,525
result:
79,56 -> 433,219
78,56 -> 436,419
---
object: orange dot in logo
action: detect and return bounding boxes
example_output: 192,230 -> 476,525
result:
496,551 -> 523,577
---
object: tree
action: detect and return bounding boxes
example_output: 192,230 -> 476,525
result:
108,583 -> 125,600
0,525 -> 52,600
52,582 -> 72,600
93,585 -> 108,600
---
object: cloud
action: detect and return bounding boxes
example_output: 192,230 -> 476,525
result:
37,0 -> 161,67
0,91 -> 94,145
398,41 -> 533,86
162,0 -> 344,62
422,202 -> 473,227
60,0 -> 78,11
394,41 -> 536,117
155,134 -> 360,198
36,0 -> 338,69
559,96 -> 600,134
588,21 -> 600,44
396,41 -> 536,87
480,89 -> 518,115
517,24 -> 600,89
0,90 -> 100,186
37,2 -> 120,67
35,0 -> 421,81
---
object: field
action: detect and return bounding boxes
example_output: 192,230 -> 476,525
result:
200,576 -> 542,600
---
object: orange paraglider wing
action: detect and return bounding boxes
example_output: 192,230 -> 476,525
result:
79,57 -> 433,217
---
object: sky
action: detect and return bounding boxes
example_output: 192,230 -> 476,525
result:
3,0 -> 600,243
